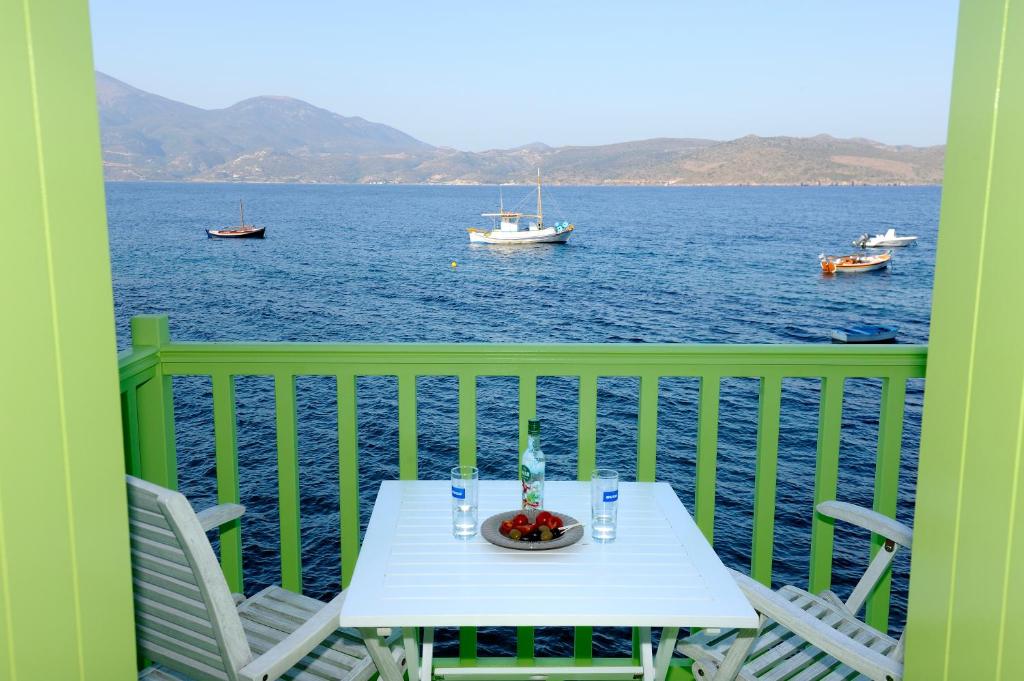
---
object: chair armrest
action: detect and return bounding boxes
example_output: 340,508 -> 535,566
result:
237,591 -> 346,681
729,569 -> 903,681
196,503 -> 246,532
817,501 -> 912,549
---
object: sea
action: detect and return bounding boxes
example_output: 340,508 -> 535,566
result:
107,182 -> 940,657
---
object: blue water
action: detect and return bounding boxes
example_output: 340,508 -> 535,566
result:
107,182 -> 939,657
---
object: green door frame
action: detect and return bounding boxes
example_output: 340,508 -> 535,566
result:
904,1 -> 1024,679
1,0 -> 137,678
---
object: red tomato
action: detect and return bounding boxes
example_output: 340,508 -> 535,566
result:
547,516 -> 563,530
500,520 -> 514,535
512,513 -> 529,526
514,524 -> 534,536
535,511 -> 552,526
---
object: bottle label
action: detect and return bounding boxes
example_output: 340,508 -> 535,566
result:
452,486 -> 466,500
520,464 -> 531,482
603,490 -> 618,503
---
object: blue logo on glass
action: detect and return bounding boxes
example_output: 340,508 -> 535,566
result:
603,490 -> 618,502
452,486 -> 466,500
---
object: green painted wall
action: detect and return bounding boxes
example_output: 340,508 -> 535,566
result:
905,0 -> 1024,679
0,0 -> 137,678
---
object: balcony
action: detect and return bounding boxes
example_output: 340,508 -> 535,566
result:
117,314 -> 926,677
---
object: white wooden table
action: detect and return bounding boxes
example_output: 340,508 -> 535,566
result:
340,480 -> 758,681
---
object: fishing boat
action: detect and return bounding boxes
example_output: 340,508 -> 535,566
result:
820,251 -> 891,274
853,228 -> 917,248
467,170 -> 574,244
207,201 -> 266,239
830,324 -> 898,343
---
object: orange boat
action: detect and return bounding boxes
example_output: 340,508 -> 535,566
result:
820,250 -> 891,274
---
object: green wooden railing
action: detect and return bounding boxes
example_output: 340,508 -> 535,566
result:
118,314 -> 927,666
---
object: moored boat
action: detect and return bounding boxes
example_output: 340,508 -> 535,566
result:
207,201 -> 266,239
830,324 -> 898,343
853,228 -> 917,248
820,250 -> 891,274
468,170 -> 574,245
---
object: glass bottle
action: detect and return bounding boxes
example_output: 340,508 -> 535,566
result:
521,419 -> 545,510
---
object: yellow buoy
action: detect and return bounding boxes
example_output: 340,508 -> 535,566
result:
451,261 -> 457,268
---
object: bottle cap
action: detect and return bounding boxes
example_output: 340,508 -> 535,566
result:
528,419 -> 541,435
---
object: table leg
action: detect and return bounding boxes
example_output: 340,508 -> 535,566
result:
713,627 -> 756,681
638,627 -> 655,681
360,627 -> 406,681
404,629 -> 421,681
420,627 -> 435,681
653,627 -> 679,681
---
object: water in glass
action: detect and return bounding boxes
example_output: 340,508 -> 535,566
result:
591,469 -> 619,542
451,465 -> 479,539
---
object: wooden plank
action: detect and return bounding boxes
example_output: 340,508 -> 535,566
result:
212,372 -> 243,592
636,374 -> 659,482
275,373 -> 302,593
695,375 -> 721,541
866,377 -> 906,632
398,372 -> 418,480
751,375 -> 782,585
808,375 -> 844,595
338,372 -> 360,589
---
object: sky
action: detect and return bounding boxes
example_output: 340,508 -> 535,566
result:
88,1 -> 960,151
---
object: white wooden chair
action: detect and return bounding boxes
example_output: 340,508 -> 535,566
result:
126,475 -> 405,681
677,501 -> 912,681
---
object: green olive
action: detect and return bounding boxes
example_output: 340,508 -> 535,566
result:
508,529 -> 522,540
540,530 -> 554,542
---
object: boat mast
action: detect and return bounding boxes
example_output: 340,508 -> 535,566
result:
536,168 -> 543,226
239,200 -> 245,227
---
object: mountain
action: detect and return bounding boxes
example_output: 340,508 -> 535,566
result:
97,72 -> 431,181
96,72 -> 944,185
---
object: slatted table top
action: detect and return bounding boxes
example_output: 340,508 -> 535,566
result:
338,480 -> 758,629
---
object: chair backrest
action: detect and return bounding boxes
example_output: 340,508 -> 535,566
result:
127,476 -> 252,681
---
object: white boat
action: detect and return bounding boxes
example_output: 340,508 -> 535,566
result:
853,228 -> 918,248
468,171 -> 575,245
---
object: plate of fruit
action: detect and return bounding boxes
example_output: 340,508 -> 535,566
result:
480,509 -> 584,550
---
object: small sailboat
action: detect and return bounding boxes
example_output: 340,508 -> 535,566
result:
467,170 -> 574,244
853,228 -> 917,248
820,251 -> 892,274
207,201 -> 266,239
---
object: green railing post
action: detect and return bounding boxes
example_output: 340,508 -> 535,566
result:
131,315 -> 178,488
865,377 -> 906,632
275,372 -> 302,593
695,375 -> 721,541
338,372 -> 361,589
808,375 -> 844,595
751,375 -> 782,586
212,372 -> 243,592
517,373 -> 537,660
458,373 -> 478,661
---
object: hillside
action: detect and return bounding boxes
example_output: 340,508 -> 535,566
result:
97,72 -> 944,185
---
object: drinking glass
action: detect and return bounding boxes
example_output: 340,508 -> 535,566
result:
591,469 -> 619,542
451,465 -> 479,539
